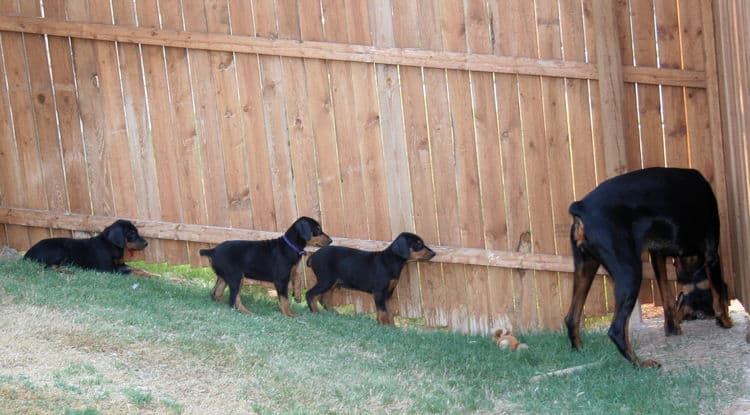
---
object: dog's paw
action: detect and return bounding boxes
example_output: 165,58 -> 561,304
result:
716,314 -> 733,329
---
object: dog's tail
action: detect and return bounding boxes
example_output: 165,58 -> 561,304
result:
568,200 -> 585,217
199,248 -> 214,258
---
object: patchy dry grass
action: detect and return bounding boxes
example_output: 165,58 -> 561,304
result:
0,258 -> 744,414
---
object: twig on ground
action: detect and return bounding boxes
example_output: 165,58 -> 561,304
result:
530,360 -> 604,382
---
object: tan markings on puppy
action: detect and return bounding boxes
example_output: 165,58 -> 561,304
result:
695,279 -> 711,290
409,247 -> 435,261
320,291 -> 333,309
234,296 -> 252,314
309,234 -> 332,247
308,295 -> 321,313
377,310 -> 389,325
211,277 -> 226,302
279,297 -> 295,317
126,240 -> 148,251
681,283 -> 696,295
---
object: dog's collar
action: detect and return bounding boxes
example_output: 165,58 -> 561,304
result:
282,235 -> 306,256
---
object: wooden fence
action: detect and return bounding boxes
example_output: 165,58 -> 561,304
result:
0,0 -> 735,333
714,0 -> 750,309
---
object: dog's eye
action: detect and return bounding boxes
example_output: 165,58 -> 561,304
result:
414,241 -> 423,250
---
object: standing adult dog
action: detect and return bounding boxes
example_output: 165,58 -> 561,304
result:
200,217 -> 331,316
565,167 -> 732,368
24,219 -> 149,274
305,232 -> 435,325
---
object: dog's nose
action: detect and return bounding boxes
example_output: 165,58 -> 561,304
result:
143,240 -> 149,247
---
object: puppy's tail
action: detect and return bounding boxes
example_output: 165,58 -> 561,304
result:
198,248 -> 214,258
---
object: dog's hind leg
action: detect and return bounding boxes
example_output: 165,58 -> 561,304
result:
705,252 -> 733,328
607,258 -> 659,368
650,254 -> 681,336
275,271 -> 295,318
565,219 -> 600,350
374,289 -> 392,325
227,276 -> 251,314
305,277 -> 336,313
211,276 -> 227,302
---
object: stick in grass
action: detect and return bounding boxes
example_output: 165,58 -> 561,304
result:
530,361 -> 604,382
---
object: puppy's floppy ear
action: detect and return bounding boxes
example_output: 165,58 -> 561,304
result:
391,234 -> 410,260
295,219 -> 313,241
103,224 -> 126,249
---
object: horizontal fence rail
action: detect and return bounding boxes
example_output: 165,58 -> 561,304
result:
0,207 -> 671,280
0,15 -> 706,87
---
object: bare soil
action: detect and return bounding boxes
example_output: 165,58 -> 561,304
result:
0,297 -> 260,414
633,301 -> 750,414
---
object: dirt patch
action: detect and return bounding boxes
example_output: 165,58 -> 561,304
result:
0,302 -> 262,414
632,300 -> 750,414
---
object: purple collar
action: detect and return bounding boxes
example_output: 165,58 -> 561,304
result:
282,235 -> 306,256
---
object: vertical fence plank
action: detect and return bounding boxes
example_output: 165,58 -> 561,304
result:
133,0 -> 186,264
206,0 -> 253,231
491,0 -> 538,330
297,0 -> 347,306
274,0 -> 319,300
64,0 -> 117,230
368,0 -> 415,319
419,0 -> 467,332
21,0 -> 67,220
230,0 -> 274,232
182,1 -> 230,231
443,0 -> 489,334
631,0 -> 664,169
2,1 -> 49,247
86,1 -> 139,222
320,0 -> 369,310
533,0 -> 569,329
561,0 -> 608,317
111,0 -> 166,263
466,0 -> 515,331
655,0 -> 689,170
253,0 -> 296,229
44,0 -> 91,217
393,0 -> 438,322
345,0 -> 388,314
0,15 -> 30,249
500,0 -> 548,330
157,0 -> 211,267
700,0 -> 736,293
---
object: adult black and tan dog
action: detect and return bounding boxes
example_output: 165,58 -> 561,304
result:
565,167 -> 732,368
24,219 -> 148,274
305,232 -> 435,325
200,217 -> 331,316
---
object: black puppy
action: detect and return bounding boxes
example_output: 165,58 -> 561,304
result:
24,219 -> 149,274
565,167 -> 732,368
306,232 -> 435,325
674,256 -> 715,321
199,217 -> 331,316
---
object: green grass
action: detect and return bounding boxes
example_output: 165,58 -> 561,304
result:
0,258 -> 742,414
